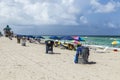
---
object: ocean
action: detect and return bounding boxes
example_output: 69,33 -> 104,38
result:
16,34 -> 120,48
82,36 -> 120,47
42,36 -> 120,48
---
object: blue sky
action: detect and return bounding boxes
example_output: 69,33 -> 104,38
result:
0,0 -> 120,35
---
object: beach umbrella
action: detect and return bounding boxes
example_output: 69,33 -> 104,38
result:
74,40 -> 81,44
111,40 -> 120,45
72,36 -> 85,41
49,36 -> 60,40
60,36 -> 74,40
16,34 -> 24,37
31,36 -> 37,39
25,35 -> 34,38
36,36 -> 45,39
71,40 -> 80,44
26,35 -> 32,38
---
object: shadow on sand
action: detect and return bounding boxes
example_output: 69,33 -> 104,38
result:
86,61 -> 96,64
78,61 -> 96,65
51,52 -> 61,55
46,52 -> 61,55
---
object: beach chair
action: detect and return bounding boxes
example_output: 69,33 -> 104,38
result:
60,43 -> 68,49
96,46 -> 108,53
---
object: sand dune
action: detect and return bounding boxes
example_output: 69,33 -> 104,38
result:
0,37 -> 120,80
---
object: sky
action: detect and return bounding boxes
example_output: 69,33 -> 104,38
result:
0,0 -> 120,35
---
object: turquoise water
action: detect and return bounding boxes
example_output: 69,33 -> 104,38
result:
42,36 -> 120,47
80,36 -> 120,48
19,34 -> 120,47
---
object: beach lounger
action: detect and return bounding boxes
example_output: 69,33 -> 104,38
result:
60,43 -> 68,49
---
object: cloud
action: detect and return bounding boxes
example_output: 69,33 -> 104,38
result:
107,22 -> 117,28
0,0 -> 81,25
80,16 -> 88,24
90,0 -> 120,13
103,22 -> 118,29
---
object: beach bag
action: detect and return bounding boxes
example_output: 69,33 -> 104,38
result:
79,47 -> 89,64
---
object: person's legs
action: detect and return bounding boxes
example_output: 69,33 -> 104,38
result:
74,53 -> 79,63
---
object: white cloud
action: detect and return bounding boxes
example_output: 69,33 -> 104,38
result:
0,0 -> 81,25
1,0 -> 119,28
80,16 -> 88,24
90,0 -> 120,13
108,22 -> 117,28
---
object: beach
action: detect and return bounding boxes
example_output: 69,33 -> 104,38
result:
0,37 -> 120,80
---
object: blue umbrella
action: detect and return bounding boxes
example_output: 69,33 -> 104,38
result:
49,36 -> 60,40
24,35 -> 34,38
36,36 -> 45,39
26,35 -> 33,38
60,36 -> 74,40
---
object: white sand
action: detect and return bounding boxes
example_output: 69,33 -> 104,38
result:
0,37 -> 120,80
